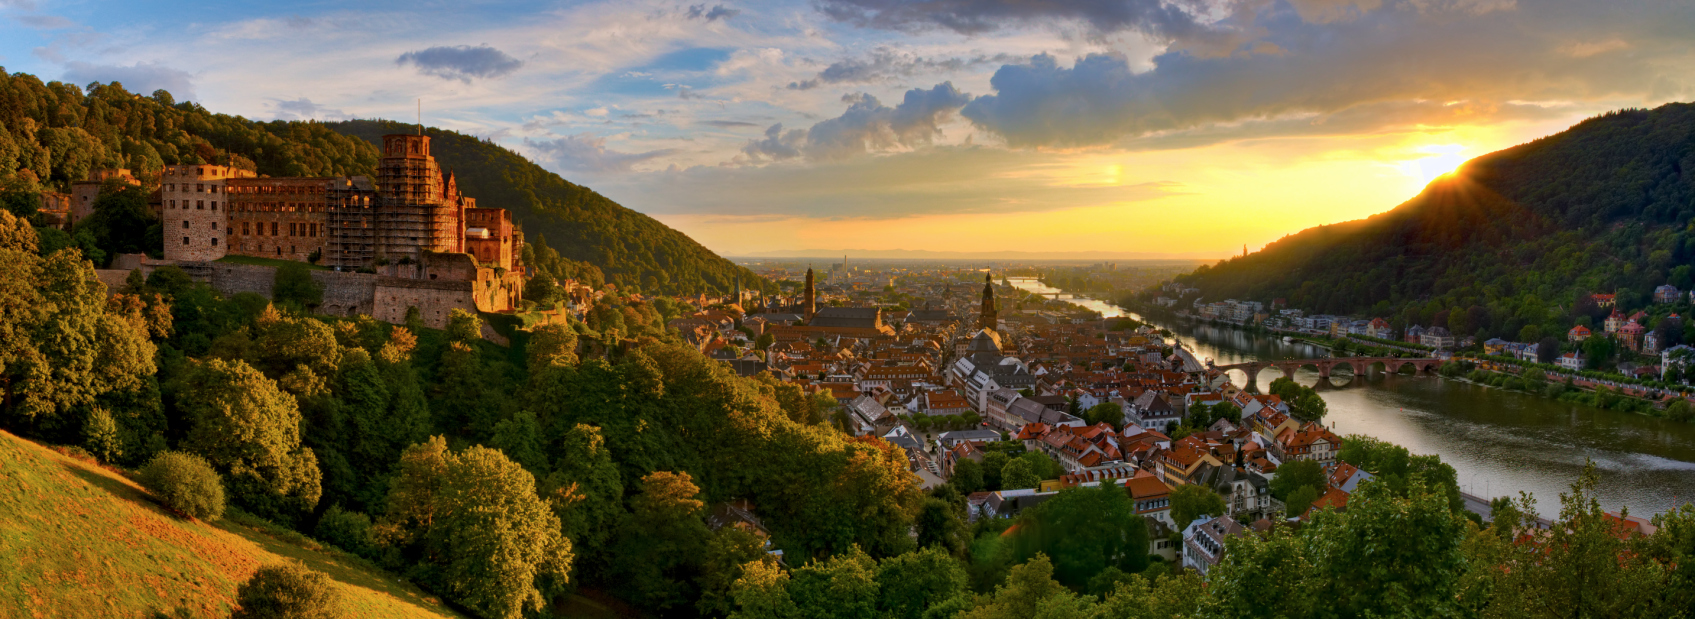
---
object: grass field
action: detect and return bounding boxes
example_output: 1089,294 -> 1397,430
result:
0,431 -> 463,619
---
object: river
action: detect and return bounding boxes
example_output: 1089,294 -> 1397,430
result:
1007,277 -> 1695,516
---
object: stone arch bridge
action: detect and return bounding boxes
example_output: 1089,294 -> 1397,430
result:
1211,357 -> 1442,383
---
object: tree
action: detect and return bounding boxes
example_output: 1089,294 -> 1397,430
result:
489,411 -> 548,474
609,471 -> 712,611
1169,484 -> 1227,531
1011,484 -> 1150,587
1081,402 -> 1123,429
446,309 -> 482,343
139,451 -> 226,521
541,424 -> 623,567
231,562 -> 341,619
1303,478 -> 1467,616
958,554 -> 1091,619
981,452 -> 1010,490
81,185 -> 160,262
1093,571 -> 1208,618
273,263 -> 323,310
1268,377 -> 1327,422
525,322 -> 579,370
950,458 -> 984,494
1267,459 -> 1327,502
176,358 -> 321,519
1284,486 -> 1319,518
728,559 -> 797,619
1464,461 -> 1670,616
875,546 -> 968,619
789,546 -> 880,619
696,527 -> 772,617
314,505 -> 374,558
999,458 -> 1039,491
915,498 -> 969,556
378,437 -> 572,619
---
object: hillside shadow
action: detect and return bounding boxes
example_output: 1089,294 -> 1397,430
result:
58,459 -> 169,514
219,521 -> 465,618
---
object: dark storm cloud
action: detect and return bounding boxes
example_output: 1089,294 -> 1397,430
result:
744,82 -> 972,161
396,45 -> 523,83
62,61 -> 195,100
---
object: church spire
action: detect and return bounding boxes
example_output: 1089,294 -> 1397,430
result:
804,265 -> 816,320
979,271 -> 997,331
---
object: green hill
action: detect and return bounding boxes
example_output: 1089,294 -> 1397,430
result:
325,120 -> 771,297
0,430 -> 462,619
1157,103 -> 1695,333
0,70 -> 766,295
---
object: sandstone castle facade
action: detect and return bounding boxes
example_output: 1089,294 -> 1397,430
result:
155,132 -> 527,327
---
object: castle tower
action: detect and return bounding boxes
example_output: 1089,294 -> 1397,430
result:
979,271 -> 997,331
804,267 -> 816,320
375,134 -> 461,261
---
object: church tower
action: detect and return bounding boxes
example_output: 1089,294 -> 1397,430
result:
979,272 -> 997,331
804,267 -> 817,320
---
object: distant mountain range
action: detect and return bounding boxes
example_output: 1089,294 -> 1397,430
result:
1165,103 -> 1695,323
738,248 -> 1221,261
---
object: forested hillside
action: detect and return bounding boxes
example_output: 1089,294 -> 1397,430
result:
1159,104 -> 1695,331
327,120 -> 771,297
0,70 -> 766,295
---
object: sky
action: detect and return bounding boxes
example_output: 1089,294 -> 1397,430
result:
1,0 -> 1691,258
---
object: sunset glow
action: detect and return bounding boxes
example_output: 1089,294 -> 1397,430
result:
1,0 -> 1687,258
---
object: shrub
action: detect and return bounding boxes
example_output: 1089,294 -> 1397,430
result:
313,505 -> 374,558
140,451 -> 226,521
231,562 -> 342,619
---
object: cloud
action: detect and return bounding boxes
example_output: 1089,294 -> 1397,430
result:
525,134 -> 679,174
602,146 -> 1184,219
960,1 -> 1695,148
745,82 -> 972,161
14,13 -> 72,28
701,119 -> 760,128
269,97 -> 347,121
0,0 -> 37,9
813,0 -> 1221,41
396,45 -> 523,83
786,47 -> 1012,90
743,123 -> 808,160
686,4 -> 740,21
61,61 -> 195,100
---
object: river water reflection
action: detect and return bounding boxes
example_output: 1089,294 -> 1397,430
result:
1008,278 -> 1695,516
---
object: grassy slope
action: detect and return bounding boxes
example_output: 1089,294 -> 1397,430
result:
0,430 -> 462,619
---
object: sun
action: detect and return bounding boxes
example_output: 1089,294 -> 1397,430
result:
1412,144 -> 1469,184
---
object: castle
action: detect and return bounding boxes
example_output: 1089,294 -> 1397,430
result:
150,132 -> 528,327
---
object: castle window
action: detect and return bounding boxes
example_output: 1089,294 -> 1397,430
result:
243,222 -> 250,235
182,236 -> 189,245
271,222 -> 278,236
211,221 -> 217,230
181,220 -> 189,229
211,238 -> 218,246
211,201 -> 217,211
197,200 -> 204,210
196,184 -> 204,193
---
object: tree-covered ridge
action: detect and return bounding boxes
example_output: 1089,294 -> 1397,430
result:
0,69 -> 767,295
1163,104 -> 1695,320
327,120 -> 773,296
0,70 -> 378,188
